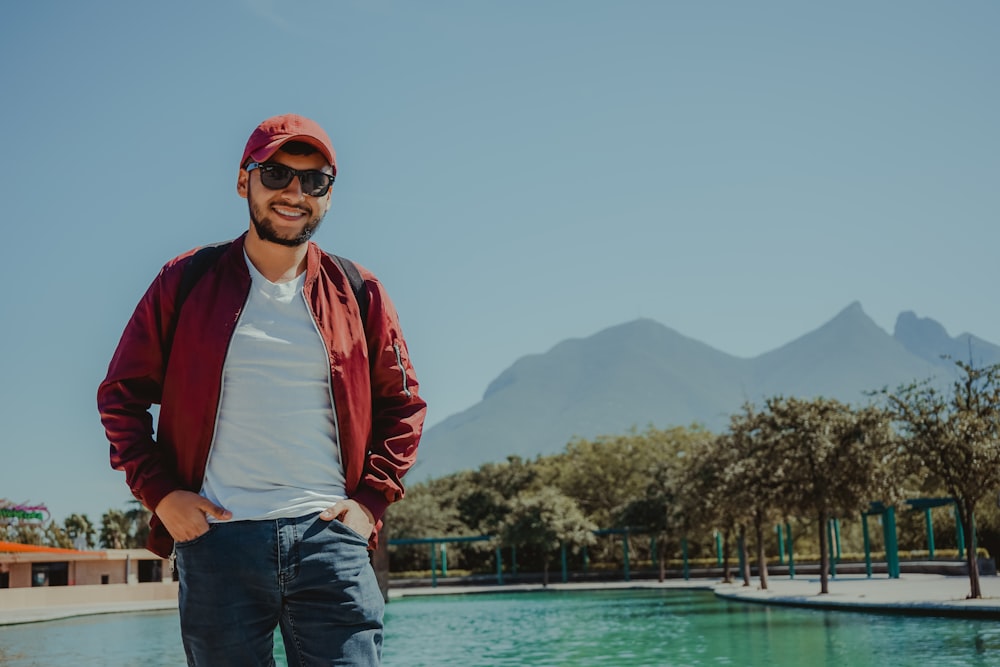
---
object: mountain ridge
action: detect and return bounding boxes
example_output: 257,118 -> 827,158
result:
414,304 -> 999,481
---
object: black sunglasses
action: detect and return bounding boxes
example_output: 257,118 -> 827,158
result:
246,162 -> 335,197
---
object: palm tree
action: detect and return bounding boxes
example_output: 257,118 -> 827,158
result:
64,513 -> 97,549
100,509 -> 131,549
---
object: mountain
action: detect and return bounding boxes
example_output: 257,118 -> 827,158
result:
893,311 -> 1000,370
415,319 -> 750,479
750,302 -> 945,400
413,303 -> 995,481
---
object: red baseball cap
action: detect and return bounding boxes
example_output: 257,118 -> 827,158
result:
241,114 -> 337,175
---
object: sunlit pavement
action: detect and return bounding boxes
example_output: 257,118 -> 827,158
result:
4,574 -> 999,625
391,573 -> 1000,618
712,573 -> 1000,617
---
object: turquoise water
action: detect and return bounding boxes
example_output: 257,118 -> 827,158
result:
1,588 -> 999,666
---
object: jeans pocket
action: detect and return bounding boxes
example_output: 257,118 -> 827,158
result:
174,524 -> 218,549
328,519 -> 370,545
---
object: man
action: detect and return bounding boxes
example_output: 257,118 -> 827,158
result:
98,113 -> 426,665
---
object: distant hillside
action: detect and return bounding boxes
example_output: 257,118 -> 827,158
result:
750,302 -> 944,399
893,311 -> 1000,370
413,303 -> 996,481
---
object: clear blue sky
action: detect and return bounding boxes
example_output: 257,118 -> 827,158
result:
1,1 -> 997,524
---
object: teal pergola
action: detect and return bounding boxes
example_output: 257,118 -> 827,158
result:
391,529 -> 696,587
389,535 -> 494,587
865,497 -> 969,579
392,498 -> 968,587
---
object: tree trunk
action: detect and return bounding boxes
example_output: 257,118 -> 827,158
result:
658,537 -> 666,583
542,556 -> 549,588
738,525 -> 751,587
959,504 -> 982,599
818,512 -> 829,595
754,515 -> 769,591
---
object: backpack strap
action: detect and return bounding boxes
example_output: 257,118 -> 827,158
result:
176,241 -> 234,313
164,241 -> 233,365
328,253 -> 369,325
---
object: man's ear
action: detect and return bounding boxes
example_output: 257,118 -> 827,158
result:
237,168 -> 249,199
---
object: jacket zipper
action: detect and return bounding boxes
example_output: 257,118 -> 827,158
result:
202,289 -> 251,495
304,292 -> 346,468
394,342 -> 412,397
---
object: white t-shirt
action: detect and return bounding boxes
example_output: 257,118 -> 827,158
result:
201,252 -> 347,520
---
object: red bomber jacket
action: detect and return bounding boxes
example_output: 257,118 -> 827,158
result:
97,234 -> 426,557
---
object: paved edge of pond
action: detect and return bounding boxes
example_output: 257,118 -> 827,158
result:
391,573 -> 1000,620
0,599 -> 178,626
711,573 -> 1000,619
5,573 -> 1000,625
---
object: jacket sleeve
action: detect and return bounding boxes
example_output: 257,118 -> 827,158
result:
96,260 -> 186,513
351,277 -> 427,521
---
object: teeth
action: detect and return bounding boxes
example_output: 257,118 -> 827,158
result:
274,207 -> 304,217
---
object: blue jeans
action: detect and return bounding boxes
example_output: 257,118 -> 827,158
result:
174,513 -> 384,666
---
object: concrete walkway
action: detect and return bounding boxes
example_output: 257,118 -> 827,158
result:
392,573 -> 1000,618
712,573 -> 1000,618
0,598 -> 178,625
3,574 -> 999,625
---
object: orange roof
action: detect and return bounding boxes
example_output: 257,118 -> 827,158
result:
0,541 -> 98,555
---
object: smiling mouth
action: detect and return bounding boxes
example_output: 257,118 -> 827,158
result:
272,205 -> 308,219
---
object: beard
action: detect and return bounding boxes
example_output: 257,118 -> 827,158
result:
247,190 -> 325,248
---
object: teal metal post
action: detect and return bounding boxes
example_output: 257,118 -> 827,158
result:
682,538 -> 690,580
715,531 -> 723,567
955,506 -> 966,560
786,522 -> 795,579
885,506 -> 900,579
561,542 -> 568,583
623,531 -> 631,582
862,513 -> 872,578
925,508 -> 935,559
512,546 -> 519,576
430,543 -> 438,588
441,543 -> 448,577
495,546 -> 504,585
776,525 -> 785,565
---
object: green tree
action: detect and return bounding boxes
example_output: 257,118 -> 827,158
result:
385,477 -> 466,571
544,425 -> 710,568
496,487 -> 596,586
676,433 -> 739,583
461,457 -> 540,534
64,513 -> 97,549
100,509 -> 131,549
885,361 -> 1000,599
124,500 -> 152,548
546,427 -> 707,529
8,521 -> 43,545
386,482 -> 461,540
43,521 -> 72,549
723,403 -> 787,590
615,428 -> 708,581
761,397 -> 901,595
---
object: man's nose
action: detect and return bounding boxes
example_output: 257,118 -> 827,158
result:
280,173 -> 306,198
